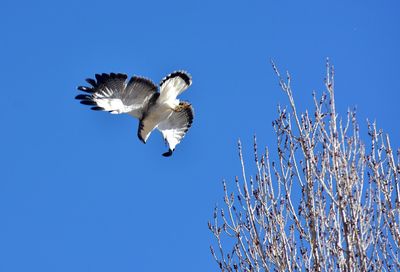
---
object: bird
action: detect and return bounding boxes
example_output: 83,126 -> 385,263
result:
75,71 -> 194,157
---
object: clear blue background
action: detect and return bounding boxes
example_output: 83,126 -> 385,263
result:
1,0 -> 399,271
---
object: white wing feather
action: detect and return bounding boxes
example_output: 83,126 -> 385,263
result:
157,103 -> 194,153
158,71 -> 192,106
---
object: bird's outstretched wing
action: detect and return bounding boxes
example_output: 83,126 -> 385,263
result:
157,102 -> 194,157
75,73 -> 158,119
158,71 -> 192,104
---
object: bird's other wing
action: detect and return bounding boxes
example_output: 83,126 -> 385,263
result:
156,102 -> 194,157
158,71 -> 192,104
75,73 -> 158,119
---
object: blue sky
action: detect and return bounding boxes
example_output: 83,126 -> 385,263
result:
1,0 -> 399,271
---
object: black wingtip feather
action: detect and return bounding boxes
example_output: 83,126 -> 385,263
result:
80,100 -> 97,106
162,149 -> 174,157
85,78 -> 97,87
117,73 -> 128,79
95,74 -> 102,82
77,86 -> 94,93
75,94 -> 91,100
91,106 -> 104,111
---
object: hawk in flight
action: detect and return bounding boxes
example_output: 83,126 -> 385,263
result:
75,71 -> 194,157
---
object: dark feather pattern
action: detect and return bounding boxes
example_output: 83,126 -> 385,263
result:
137,121 -> 146,143
159,71 -> 192,87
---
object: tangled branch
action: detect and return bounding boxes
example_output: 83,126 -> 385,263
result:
209,61 -> 400,271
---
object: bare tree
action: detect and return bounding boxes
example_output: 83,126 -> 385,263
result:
209,61 -> 400,271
